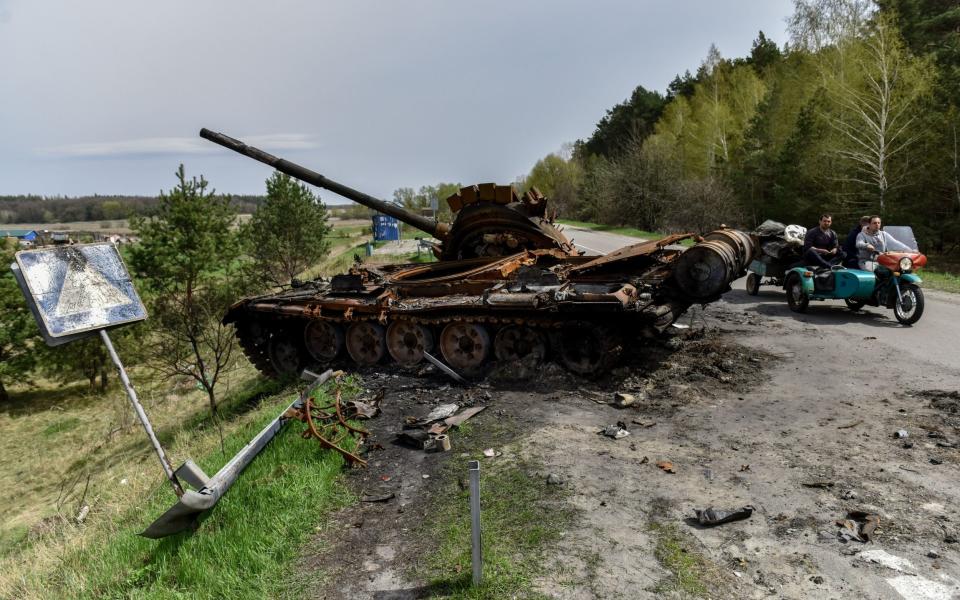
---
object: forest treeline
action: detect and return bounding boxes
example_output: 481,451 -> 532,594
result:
519,0 -> 960,252
0,194 -> 265,224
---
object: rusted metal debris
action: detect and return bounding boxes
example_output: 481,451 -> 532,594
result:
397,405 -> 485,452
694,505 -> 754,527
836,511 -> 880,543
285,378 -> 369,466
142,369 -> 339,538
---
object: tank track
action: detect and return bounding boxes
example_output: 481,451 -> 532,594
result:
234,318 -> 279,377
232,309 -> 651,379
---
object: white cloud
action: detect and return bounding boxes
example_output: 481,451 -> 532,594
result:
39,134 -> 318,159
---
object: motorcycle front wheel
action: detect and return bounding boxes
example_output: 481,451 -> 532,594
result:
894,284 -> 924,325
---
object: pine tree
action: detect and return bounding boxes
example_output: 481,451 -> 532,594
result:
129,165 -> 246,417
244,172 -> 331,288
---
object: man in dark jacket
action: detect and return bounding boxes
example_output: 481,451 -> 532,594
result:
803,213 -> 839,269
843,216 -> 870,268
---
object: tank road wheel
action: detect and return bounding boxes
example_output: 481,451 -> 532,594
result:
303,320 -> 344,363
439,322 -> 491,372
745,272 -> 761,296
494,325 -> 546,365
345,322 -> 387,366
556,322 -> 621,376
386,320 -> 434,366
268,331 -> 306,376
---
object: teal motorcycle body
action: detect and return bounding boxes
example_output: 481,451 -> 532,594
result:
783,261 -> 925,325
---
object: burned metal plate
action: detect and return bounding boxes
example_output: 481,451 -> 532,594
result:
14,243 -> 146,343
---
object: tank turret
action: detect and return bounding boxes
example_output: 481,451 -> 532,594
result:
199,129 -> 576,259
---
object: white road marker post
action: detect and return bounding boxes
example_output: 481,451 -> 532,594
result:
469,459 -> 482,586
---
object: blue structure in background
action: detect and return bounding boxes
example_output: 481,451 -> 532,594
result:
372,214 -> 401,241
1,229 -> 38,242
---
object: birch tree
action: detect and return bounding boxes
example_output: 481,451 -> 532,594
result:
820,15 -> 934,213
788,0 -> 877,51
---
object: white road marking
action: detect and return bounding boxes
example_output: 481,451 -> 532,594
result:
574,243 -> 605,255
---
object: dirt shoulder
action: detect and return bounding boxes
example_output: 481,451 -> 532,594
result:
302,298 -> 960,599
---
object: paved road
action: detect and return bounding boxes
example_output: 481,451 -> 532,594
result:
562,225 -> 646,255
576,226 -> 960,372
725,283 -> 960,372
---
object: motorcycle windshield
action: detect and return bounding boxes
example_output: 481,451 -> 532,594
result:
883,226 -> 918,251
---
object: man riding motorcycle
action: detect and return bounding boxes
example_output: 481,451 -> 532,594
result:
856,216 -> 915,271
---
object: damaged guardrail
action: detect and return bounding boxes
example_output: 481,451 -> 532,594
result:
142,368 -> 335,538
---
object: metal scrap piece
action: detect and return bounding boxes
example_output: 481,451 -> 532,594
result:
694,505 -> 754,526
423,351 -> 467,383
287,378 -> 369,466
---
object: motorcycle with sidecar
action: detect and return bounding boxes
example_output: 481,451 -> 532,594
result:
782,226 -> 927,325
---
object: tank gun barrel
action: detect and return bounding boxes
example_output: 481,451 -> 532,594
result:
199,128 -> 445,238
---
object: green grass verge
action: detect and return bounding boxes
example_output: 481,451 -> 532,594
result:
919,268 -> 960,294
413,424 -> 574,599
319,242 -> 368,275
41,416 -> 82,437
649,523 -> 714,597
329,224 -> 370,238
29,383 -> 355,600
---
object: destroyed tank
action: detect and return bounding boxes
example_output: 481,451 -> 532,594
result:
200,129 -> 756,376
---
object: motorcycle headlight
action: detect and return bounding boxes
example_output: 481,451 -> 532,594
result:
899,257 -> 913,271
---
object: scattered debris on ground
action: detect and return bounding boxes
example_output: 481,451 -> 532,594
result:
295,299 -> 960,599
693,505 -> 754,527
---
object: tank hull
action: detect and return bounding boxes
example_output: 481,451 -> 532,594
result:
225,230 -> 754,377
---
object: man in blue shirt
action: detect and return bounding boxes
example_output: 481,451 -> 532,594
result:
803,213 -> 839,269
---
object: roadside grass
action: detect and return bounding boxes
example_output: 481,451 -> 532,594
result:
315,241 -> 436,277
413,422 -> 574,599
314,242 -> 368,276
329,224 -> 369,239
41,416 -> 82,437
0,361 -> 354,598
649,522 -> 721,598
4,378 -> 358,599
920,268 -> 960,294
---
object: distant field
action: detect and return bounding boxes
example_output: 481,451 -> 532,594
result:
5,215 -> 260,237
3,220 -> 134,234
6,214 -> 361,238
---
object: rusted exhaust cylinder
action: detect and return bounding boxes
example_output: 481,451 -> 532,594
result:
671,230 -> 756,299
703,229 -> 755,272
484,292 -> 541,307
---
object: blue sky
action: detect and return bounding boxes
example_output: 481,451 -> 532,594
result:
0,0 -> 794,202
